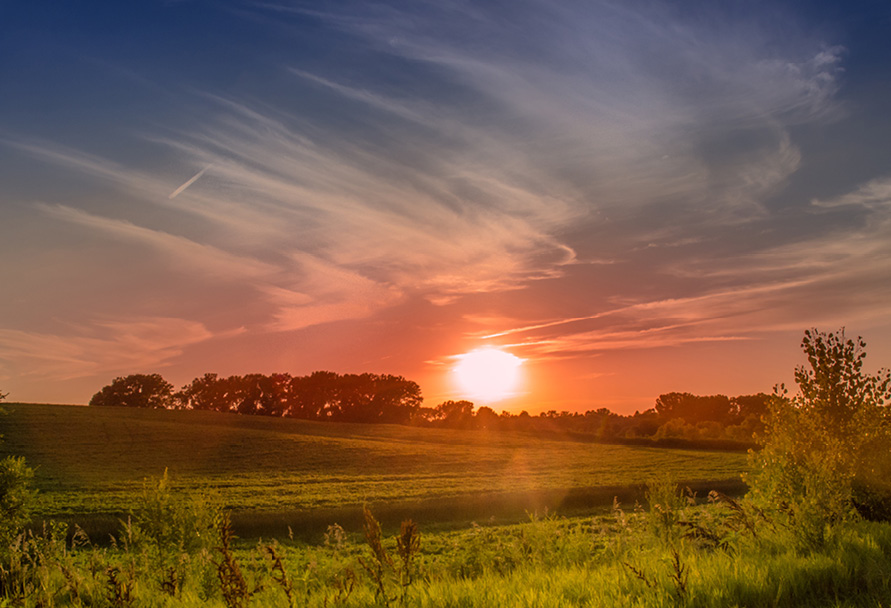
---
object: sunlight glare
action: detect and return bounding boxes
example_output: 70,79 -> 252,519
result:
454,348 -> 524,403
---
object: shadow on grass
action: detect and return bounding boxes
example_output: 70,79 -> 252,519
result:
43,477 -> 746,543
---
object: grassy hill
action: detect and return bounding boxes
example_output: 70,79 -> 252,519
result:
0,403 -> 746,527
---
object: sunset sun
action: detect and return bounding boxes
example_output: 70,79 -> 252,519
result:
454,348 -> 524,403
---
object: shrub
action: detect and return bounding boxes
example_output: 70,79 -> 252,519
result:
125,470 -> 221,558
748,329 -> 891,547
0,456 -> 35,557
645,475 -> 687,541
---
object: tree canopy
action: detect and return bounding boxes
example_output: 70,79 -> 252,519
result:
89,373 -> 174,409
171,371 -> 422,424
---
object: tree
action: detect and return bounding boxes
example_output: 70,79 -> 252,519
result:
175,373 -> 229,411
409,406 -> 436,425
475,406 -> 500,430
329,373 -> 377,422
655,392 -> 735,424
733,393 -> 771,422
368,374 -> 423,424
289,371 -> 340,419
230,373 -> 292,416
433,400 -> 475,428
748,329 -> 891,545
90,373 -> 174,408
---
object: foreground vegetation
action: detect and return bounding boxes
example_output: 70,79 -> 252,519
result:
1,476 -> 890,607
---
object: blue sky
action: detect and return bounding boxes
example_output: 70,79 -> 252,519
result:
2,0 -> 890,412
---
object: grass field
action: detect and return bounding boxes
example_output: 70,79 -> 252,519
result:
0,403 -> 745,526
3,403 -> 890,607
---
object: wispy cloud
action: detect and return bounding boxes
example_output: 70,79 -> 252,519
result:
811,177 -> 891,211
11,0 -> 846,333
0,317 -> 215,382
483,171 -> 891,359
261,253 -> 403,331
150,97 -> 582,302
36,203 -> 278,281
286,0 -> 842,216
4,139 -> 173,200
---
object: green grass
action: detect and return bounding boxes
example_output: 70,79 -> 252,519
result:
0,403 -> 745,521
4,501 -> 890,607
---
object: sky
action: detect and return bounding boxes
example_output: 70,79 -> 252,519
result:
2,0 -> 891,413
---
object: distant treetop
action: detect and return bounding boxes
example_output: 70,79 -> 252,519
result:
89,373 -> 174,409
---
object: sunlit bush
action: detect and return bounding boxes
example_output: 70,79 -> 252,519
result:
748,329 -> 891,547
0,456 -> 35,558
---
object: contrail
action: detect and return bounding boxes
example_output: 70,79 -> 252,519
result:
168,164 -> 212,199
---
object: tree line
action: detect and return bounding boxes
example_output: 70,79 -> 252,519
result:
90,371 -> 423,425
89,371 -> 770,444
423,392 -> 770,444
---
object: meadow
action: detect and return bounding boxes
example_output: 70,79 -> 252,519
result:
2,472 -> 889,607
0,403 -> 745,526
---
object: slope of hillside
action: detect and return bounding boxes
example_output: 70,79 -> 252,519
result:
0,403 -> 746,518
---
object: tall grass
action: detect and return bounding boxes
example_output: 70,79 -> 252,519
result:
1,494 -> 890,606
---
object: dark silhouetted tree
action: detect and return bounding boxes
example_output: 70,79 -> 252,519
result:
322,373 -> 422,424
175,373 -> 230,411
434,400 -> 475,428
655,392 -> 735,424
475,406 -> 499,430
733,393 -> 771,422
289,371 -> 340,419
231,373 -> 292,416
369,374 -> 423,424
330,373 -> 376,422
90,374 -> 174,408
410,406 -> 437,425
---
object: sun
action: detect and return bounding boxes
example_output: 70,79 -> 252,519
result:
453,348 -> 524,403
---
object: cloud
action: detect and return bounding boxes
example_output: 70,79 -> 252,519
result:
37,203 -> 278,281
148,96 -> 583,304
0,317 -> 215,382
4,0 -> 853,352
811,177 -> 891,211
3,138 -> 280,239
487,172 -> 891,359
261,253 -> 404,331
288,0 -> 842,214
3,139 -> 166,195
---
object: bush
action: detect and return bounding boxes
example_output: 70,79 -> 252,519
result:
645,475 -> 687,541
125,470 -> 220,555
0,456 -> 35,557
748,329 -> 891,547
